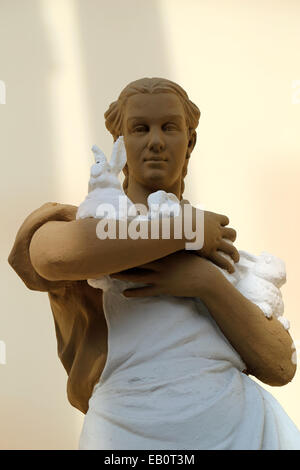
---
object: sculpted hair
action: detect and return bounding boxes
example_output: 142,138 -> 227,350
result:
104,77 -> 201,197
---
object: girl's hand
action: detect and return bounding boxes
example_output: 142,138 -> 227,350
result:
180,199 -> 239,274
110,251 -> 222,298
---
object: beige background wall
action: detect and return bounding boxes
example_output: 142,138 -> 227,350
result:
1,0 -> 299,449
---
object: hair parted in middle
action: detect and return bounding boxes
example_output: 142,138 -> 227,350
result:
104,77 -> 201,198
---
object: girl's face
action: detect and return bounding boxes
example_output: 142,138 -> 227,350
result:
122,92 -> 190,193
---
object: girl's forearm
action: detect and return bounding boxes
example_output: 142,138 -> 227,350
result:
199,271 -> 296,386
30,215 -> 190,281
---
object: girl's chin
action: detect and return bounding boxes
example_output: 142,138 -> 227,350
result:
134,173 -> 179,191
143,177 -> 170,189
143,170 -> 171,182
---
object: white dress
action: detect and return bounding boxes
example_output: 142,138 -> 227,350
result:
78,274 -> 300,450
76,138 -> 300,449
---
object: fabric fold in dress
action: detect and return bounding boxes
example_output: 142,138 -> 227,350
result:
79,273 -> 300,450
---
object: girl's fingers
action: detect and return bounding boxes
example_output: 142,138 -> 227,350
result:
123,286 -> 159,297
209,251 -> 235,274
219,214 -> 230,226
111,271 -> 155,282
218,239 -> 240,263
221,227 -> 237,242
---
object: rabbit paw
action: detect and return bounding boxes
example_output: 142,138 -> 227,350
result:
256,301 -> 273,319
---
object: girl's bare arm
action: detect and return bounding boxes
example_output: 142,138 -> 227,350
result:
29,216 -> 187,281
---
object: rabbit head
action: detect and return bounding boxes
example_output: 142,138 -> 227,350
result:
147,190 -> 181,218
252,251 -> 286,288
88,137 -> 126,192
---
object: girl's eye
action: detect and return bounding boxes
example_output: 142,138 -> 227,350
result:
132,123 -> 177,133
164,124 -> 177,131
134,126 -> 147,133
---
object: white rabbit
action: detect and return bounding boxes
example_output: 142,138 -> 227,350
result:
147,190 -> 181,219
251,251 -> 286,288
132,190 -> 182,222
76,136 -> 132,221
212,248 -> 289,329
232,252 -> 289,329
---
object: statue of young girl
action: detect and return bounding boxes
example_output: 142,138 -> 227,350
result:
8,77 -> 300,450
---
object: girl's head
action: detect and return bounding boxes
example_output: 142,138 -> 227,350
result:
104,77 -> 201,198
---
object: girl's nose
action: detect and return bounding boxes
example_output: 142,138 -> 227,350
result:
147,128 -> 165,153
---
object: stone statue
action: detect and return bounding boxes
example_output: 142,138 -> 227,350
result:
8,77 -> 300,450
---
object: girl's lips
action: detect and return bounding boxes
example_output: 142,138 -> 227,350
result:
144,158 -> 167,162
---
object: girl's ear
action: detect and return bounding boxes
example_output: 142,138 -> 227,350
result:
187,130 -> 197,155
182,158 -> 189,179
122,162 -> 129,194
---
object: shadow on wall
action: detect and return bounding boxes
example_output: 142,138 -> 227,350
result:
0,2 -> 58,220
1,0 -> 171,451
74,0 -> 173,155
0,0 -> 74,451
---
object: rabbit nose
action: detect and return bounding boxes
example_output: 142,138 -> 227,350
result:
91,162 -> 107,177
91,165 -> 101,177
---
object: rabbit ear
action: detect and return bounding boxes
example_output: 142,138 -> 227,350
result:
109,136 -> 127,174
238,250 -> 258,263
166,192 -> 180,203
91,145 -> 108,165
